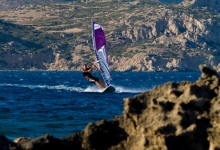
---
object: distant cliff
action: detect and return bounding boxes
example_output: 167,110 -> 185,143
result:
0,0 -> 220,71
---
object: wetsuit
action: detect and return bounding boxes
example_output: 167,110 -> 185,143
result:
82,68 -> 99,84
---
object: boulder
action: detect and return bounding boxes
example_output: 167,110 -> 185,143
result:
7,65 -> 220,150
0,135 -> 18,150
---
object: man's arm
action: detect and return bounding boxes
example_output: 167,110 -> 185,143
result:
87,66 -> 96,72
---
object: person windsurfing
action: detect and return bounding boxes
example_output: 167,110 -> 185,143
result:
82,64 -> 105,89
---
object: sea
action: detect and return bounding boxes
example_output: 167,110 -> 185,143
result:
0,71 -> 201,141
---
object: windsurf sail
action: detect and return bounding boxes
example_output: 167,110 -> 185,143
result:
91,20 -> 112,87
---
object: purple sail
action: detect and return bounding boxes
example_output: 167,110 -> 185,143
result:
92,20 -> 111,86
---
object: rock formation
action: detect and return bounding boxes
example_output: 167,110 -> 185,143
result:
1,65 -> 220,149
182,0 -> 220,12
0,50 -> 54,71
109,53 -> 220,72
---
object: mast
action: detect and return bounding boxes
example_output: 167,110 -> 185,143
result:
91,19 -> 96,54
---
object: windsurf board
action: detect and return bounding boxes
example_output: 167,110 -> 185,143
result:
102,85 -> 115,93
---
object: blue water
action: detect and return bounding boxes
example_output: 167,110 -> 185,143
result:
0,71 -> 200,140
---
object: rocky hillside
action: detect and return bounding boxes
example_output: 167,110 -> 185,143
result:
2,65 -> 220,150
182,0 -> 220,12
0,0 -> 183,11
0,0 -> 79,11
0,0 -> 220,71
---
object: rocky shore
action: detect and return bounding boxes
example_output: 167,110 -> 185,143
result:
1,64 -> 220,149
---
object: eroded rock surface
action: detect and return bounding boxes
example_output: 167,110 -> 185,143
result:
2,64 -> 220,150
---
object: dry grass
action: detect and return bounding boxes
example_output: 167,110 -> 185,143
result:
47,28 -> 83,33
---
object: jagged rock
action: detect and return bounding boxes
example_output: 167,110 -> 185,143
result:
45,53 -> 68,71
0,135 -> 18,150
14,134 -> 66,150
6,65 -> 220,150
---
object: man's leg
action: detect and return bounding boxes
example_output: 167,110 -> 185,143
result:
95,80 -> 105,89
98,79 -> 105,89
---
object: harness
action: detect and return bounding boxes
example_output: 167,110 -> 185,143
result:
82,67 -> 98,83
82,68 -> 93,79
82,71 -> 92,77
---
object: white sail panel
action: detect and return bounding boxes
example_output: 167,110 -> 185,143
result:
96,46 -> 111,85
92,20 -> 112,86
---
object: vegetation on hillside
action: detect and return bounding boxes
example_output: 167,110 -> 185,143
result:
0,0 -> 220,62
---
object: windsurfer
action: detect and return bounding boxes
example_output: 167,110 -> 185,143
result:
82,64 -> 105,89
